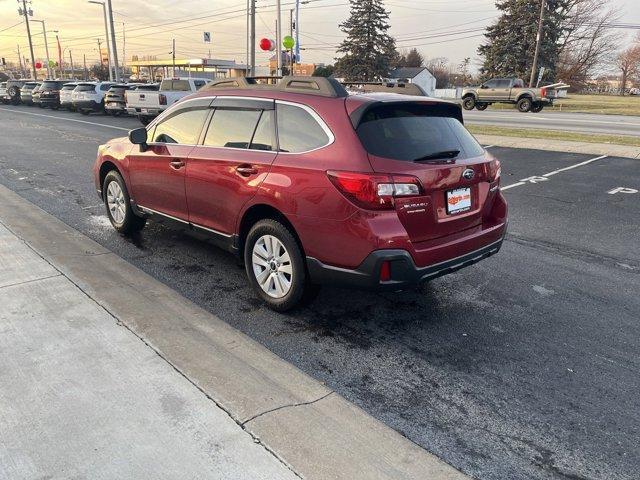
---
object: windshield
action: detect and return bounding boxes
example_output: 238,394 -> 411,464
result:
356,103 -> 484,161
62,84 -> 78,90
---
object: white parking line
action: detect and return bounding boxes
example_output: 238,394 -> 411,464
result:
501,155 -> 608,191
0,107 -> 130,131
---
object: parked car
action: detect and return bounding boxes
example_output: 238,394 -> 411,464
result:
59,82 -> 79,111
0,82 -> 6,103
38,80 -> 65,109
461,77 -> 559,112
3,80 -> 28,105
72,81 -> 115,114
104,84 -> 138,116
94,76 -> 507,311
31,83 -> 43,107
126,77 -> 210,125
20,81 -> 39,105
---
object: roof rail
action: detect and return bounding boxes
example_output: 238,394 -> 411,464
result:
202,75 -> 348,98
343,82 -> 429,97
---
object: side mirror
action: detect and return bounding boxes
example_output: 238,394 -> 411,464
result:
128,127 -> 148,152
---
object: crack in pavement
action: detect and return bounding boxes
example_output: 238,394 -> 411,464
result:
241,391 -> 335,426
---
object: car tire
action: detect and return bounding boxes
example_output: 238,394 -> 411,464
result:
475,103 -> 489,111
531,103 -> 544,113
102,170 -> 146,235
80,109 -> 90,115
244,219 -> 312,312
462,96 -> 476,110
517,97 -> 532,113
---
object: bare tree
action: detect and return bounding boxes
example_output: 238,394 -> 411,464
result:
425,57 -> 451,88
556,0 -> 622,90
616,40 -> 640,95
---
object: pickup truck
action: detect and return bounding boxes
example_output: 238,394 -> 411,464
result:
126,77 -> 211,125
461,77 -> 560,113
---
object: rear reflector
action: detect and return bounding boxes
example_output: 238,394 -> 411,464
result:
380,261 -> 391,282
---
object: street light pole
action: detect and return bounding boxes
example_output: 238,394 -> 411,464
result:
250,0 -> 256,76
529,0 -> 545,88
32,20 -> 51,79
276,0 -> 282,76
88,1 -> 113,81
106,0 -> 120,82
17,0 -> 37,79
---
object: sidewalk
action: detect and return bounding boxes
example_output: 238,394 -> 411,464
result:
0,183 -> 467,480
0,222 -> 298,479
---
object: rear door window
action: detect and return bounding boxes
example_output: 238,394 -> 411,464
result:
249,111 -> 275,151
160,80 -> 191,91
276,103 -> 330,153
203,109 -> 262,149
76,84 -> 97,92
193,80 -> 207,89
356,103 -> 484,161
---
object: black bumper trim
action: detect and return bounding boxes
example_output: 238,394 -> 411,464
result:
306,238 -> 504,290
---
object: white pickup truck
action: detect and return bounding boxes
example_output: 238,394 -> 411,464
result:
126,77 -> 211,125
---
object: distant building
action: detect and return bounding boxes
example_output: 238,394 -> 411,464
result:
129,58 -> 247,81
384,67 -> 437,96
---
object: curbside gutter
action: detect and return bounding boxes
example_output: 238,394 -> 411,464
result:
475,134 -> 640,159
0,183 -> 468,480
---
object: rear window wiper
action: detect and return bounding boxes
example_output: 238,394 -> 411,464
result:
413,150 -> 460,162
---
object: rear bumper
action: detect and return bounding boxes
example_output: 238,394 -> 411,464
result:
307,225 -> 506,290
126,107 -> 162,116
73,100 -> 101,111
40,97 -> 60,106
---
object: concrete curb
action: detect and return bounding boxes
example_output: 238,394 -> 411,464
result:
475,134 -> 640,159
0,183 -> 468,480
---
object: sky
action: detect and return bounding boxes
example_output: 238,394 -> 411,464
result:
1,0 -> 639,72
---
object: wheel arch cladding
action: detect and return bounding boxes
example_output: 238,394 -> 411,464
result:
238,204 -> 305,257
99,161 -> 121,197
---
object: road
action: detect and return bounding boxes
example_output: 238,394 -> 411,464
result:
1,105 -> 639,480
463,109 -> 640,136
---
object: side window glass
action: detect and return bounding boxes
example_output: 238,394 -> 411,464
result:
194,80 -> 206,89
152,108 -> 208,144
276,103 -> 330,153
203,108 -> 262,149
249,111 -> 274,151
484,80 -> 497,88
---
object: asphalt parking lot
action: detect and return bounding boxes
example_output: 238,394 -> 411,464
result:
0,106 -> 638,480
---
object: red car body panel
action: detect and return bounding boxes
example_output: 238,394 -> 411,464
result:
94,86 -> 508,289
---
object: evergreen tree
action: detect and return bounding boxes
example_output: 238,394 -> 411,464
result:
398,48 -> 425,68
478,0 -> 569,82
335,0 -> 398,81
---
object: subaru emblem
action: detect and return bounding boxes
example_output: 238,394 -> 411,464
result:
462,168 -> 475,180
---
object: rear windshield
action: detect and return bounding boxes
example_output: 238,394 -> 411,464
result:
62,84 -> 78,90
76,84 -> 97,92
134,84 -> 159,91
23,83 -> 37,89
356,103 -> 484,161
41,81 -> 63,90
160,79 -> 191,91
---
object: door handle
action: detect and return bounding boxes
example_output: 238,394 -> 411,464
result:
236,165 -> 258,176
169,160 -> 185,169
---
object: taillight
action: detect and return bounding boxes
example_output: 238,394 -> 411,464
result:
124,91 -> 128,102
327,171 -> 422,210
488,159 -> 501,182
159,93 -> 167,105
540,87 -> 547,98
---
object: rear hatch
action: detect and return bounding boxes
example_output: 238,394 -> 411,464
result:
354,101 -> 498,242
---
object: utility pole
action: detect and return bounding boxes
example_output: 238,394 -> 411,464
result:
529,0 -> 545,88
83,53 -> 87,80
250,0 -> 256,76
17,44 -> 25,77
106,0 -> 120,81
172,38 -> 176,77
18,0 -> 37,79
69,50 -> 74,79
97,38 -> 103,65
276,0 -> 282,76
122,22 -> 125,79
294,0 -> 301,66
32,20 -> 51,78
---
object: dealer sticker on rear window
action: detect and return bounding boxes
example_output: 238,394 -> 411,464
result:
446,187 -> 471,214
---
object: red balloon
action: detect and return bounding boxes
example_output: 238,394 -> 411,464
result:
259,38 -> 274,51
35,61 -> 42,69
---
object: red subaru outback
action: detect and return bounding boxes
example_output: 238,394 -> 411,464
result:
94,77 -> 507,311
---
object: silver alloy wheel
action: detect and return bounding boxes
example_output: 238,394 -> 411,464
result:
106,180 -> 126,225
252,234 -> 293,299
